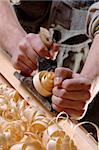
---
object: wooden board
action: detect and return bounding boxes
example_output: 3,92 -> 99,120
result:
0,49 -> 98,150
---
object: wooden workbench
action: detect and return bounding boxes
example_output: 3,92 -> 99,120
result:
0,49 -> 98,150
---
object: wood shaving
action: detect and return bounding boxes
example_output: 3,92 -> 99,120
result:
33,71 -> 55,97
0,83 -> 77,150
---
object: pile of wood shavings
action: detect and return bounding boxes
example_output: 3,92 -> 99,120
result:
0,83 -> 77,150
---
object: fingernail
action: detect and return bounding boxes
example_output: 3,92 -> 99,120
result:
54,77 -> 63,85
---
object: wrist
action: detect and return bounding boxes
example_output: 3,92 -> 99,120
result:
81,33 -> 99,81
80,72 -> 93,83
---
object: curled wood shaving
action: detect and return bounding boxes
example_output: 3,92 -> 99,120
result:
0,83 -> 77,150
33,71 -> 55,97
10,0 -> 21,5
42,112 -> 77,150
39,27 -> 53,48
0,84 -> 20,101
71,121 -> 99,149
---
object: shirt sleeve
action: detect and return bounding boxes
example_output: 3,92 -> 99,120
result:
86,2 -> 99,39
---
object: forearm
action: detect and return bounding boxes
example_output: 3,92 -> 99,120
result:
0,1 -> 26,55
86,2 -> 99,39
81,34 -> 99,81
81,2 -> 99,81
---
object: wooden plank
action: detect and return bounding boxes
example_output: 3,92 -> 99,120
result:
0,49 -> 98,150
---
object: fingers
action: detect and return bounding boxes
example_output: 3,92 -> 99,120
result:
12,51 -> 37,76
19,55 -> 37,71
52,69 -> 91,118
62,78 -> 91,91
12,57 -> 32,76
52,87 -> 90,101
19,38 -> 38,65
52,103 -> 84,117
26,33 -> 50,57
54,67 -> 73,86
52,95 -> 86,110
12,34 -> 43,76
11,32 -> 59,76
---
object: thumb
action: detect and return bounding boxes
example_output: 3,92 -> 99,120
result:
54,67 -> 73,86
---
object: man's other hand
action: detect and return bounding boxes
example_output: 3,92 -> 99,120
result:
52,67 -> 91,118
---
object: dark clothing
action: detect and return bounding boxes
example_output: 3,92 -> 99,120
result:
14,1 -> 52,33
14,0 -> 97,33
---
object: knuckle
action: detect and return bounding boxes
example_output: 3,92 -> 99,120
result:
59,89 -> 66,98
55,67 -> 64,74
52,87 -> 56,94
19,38 -> 27,47
19,38 -> 31,52
55,67 -> 72,79
52,96 -> 63,106
37,46 -> 44,54
26,33 -> 34,39
58,98 -> 63,105
12,54 -> 23,69
12,60 -> 21,70
62,80 -> 71,89
26,33 -> 39,41
12,57 -> 19,69
51,95 -> 56,102
52,103 -> 56,110
12,61 -> 19,69
52,104 -> 60,112
17,54 -> 23,61
82,79 -> 91,87
36,44 -> 46,55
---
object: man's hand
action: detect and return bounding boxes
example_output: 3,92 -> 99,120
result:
0,2 -> 59,76
52,67 -> 91,118
11,33 -> 58,76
